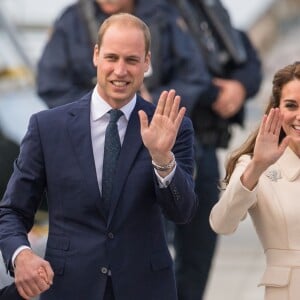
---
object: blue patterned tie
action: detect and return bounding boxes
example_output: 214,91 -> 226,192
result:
102,109 -> 123,217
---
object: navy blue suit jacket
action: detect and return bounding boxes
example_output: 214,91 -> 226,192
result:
0,283 -> 22,300
0,94 -> 197,300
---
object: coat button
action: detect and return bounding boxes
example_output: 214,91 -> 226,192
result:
101,267 -> 108,274
108,232 -> 114,239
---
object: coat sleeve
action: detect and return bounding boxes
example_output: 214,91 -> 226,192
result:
209,155 -> 258,234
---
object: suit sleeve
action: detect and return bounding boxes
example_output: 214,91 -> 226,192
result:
154,117 -> 198,224
0,114 -> 46,273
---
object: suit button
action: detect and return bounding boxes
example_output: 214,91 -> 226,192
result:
101,267 -> 108,274
108,232 -> 114,239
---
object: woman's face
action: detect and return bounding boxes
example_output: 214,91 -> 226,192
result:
279,79 -> 300,156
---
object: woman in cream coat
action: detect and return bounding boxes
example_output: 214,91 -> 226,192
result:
210,61 -> 300,300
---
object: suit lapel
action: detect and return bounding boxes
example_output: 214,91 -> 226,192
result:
66,95 -> 105,218
65,95 -> 154,224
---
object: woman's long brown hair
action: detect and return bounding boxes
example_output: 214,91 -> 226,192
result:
223,61 -> 300,185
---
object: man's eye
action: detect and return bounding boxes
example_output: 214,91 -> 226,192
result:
105,56 -> 117,61
127,58 -> 139,64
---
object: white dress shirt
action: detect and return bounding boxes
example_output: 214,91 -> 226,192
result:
90,87 -> 136,192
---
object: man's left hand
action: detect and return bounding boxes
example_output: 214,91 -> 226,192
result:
138,89 -> 185,166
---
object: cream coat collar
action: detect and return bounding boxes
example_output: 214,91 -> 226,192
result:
277,147 -> 300,181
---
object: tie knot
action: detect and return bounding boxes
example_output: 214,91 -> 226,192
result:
109,109 -> 123,123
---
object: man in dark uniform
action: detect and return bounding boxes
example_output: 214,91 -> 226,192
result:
36,0 -> 210,112
171,1 -> 263,299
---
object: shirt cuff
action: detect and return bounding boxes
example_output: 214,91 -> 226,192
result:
12,245 -> 31,268
155,165 -> 176,188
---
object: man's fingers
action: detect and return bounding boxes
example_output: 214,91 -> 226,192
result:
174,107 -> 186,130
155,89 -> 180,118
163,89 -> 176,117
141,89 -> 184,132
16,284 -> 29,300
42,262 -> 54,285
36,272 -> 51,291
155,90 -> 168,115
17,280 -> 41,300
169,95 -> 181,122
138,110 -> 149,131
38,267 -> 48,282
17,271 -> 51,299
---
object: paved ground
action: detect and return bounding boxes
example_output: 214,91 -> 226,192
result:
0,14 -> 299,300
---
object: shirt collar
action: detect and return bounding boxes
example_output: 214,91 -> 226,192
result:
277,146 -> 300,181
91,86 -> 136,122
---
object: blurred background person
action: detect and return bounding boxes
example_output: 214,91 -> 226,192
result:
168,1 -> 262,299
0,127 -> 19,199
36,0 -> 209,111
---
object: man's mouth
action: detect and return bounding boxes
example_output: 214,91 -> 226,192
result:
111,80 -> 128,87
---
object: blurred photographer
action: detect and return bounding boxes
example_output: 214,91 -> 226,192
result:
36,0 -> 209,110
170,0 -> 263,299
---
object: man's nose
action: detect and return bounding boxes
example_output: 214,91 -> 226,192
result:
114,61 -> 127,76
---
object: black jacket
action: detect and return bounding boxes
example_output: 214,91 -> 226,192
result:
191,30 -> 262,148
0,283 -> 23,300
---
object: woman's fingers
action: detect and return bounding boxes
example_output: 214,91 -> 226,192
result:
261,108 -> 281,136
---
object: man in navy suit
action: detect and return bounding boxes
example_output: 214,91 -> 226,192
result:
0,13 -> 197,300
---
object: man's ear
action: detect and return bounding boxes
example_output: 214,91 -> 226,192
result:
144,51 -> 151,73
93,44 -> 99,67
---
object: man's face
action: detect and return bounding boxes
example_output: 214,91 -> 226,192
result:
93,24 -> 150,108
96,0 -> 134,14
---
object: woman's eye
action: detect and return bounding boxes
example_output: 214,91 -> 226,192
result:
285,103 -> 297,109
284,101 -> 298,109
